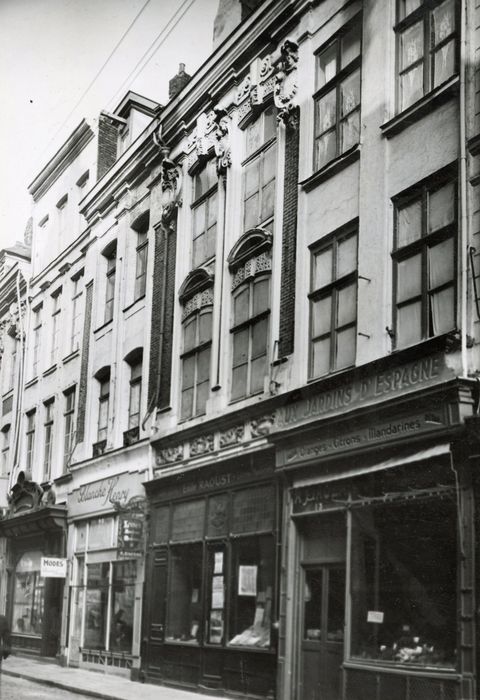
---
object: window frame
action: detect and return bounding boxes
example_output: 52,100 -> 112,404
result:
103,244 -> 117,324
32,305 -> 43,378
392,171 -> 457,349
63,387 -> 76,470
395,0 -> 458,114
25,409 -> 36,475
50,288 -> 62,365
180,306 -> 213,420
97,372 -> 110,443
313,16 -> 362,173
43,399 -> 54,481
128,359 -> 143,430
191,160 -> 218,268
308,225 -> 358,379
71,272 -> 84,353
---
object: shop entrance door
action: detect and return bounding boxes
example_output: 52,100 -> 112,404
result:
300,565 -> 345,700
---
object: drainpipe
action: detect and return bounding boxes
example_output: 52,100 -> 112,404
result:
459,0 -> 468,378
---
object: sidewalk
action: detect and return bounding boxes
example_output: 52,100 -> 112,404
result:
1,654 -> 224,700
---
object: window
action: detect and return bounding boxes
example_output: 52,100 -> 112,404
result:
63,387 -> 76,470
56,194 -> 68,238
393,175 -> 456,348
97,369 -> 110,442
71,272 -> 84,353
350,498 -> 456,669
192,160 -> 218,267
8,347 -> 16,391
134,223 -> 148,301
181,308 -> 212,420
25,410 -> 36,475
309,227 -> 358,377
50,289 -> 62,365
43,400 -> 54,481
32,306 -> 42,377
243,106 -> 277,231
314,19 -> 361,171
77,171 -> 89,232
103,243 -> 117,324
12,551 -> 45,636
1,424 -> 10,475
396,0 -> 457,112
127,357 -> 142,429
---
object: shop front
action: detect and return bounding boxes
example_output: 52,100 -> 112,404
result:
66,469 -> 147,678
143,450 -> 279,698
272,351 -> 478,700
0,472 -> 66,657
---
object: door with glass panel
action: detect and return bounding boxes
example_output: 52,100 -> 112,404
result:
300,565 -> 345,700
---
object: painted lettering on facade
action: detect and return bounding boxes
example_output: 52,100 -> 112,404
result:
77,475 -> 129,507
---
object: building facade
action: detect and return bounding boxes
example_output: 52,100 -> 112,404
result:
1,0 -> 480,699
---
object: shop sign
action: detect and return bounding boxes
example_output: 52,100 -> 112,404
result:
40,557 -> 67,578
116,496 -> 146,559
278,412 -> 447,467
274,354 -> 451,433
69,472 -> 145,518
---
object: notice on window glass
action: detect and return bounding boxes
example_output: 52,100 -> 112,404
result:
238,565 -> 257,596
214,552 -> 223,574
211,576 -> 224,609
367,610 -> 384,624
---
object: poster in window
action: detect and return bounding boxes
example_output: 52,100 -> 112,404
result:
214,551 -> 223,574
238,565 -> 257,596
211,576 -> 224,609
209,610 -> 223,644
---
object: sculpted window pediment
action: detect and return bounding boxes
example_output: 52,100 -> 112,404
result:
227,228 -> 272,272
179,267 -> 214,305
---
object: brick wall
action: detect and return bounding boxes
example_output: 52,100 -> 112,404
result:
97,115 -> 118,180
76,281 -> 93,443
278,112 -> 300,358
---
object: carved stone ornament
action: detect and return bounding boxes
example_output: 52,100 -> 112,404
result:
190,434 -> 215,456
160,158 -> 182,231
186,111 -> 217,169
274,39 -> 299,128
250,413 -> 276,437
7,471 -> 44,516
213,107 -> 231,174
156,444 -> 184,465
235,55 -> 276,123
219,425 -> 245,448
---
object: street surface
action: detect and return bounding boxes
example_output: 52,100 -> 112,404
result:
0,673 -> 94,699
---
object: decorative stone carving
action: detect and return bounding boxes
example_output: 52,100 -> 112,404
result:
156,444 -> 184,465
235,54 -> 277,124
213,107 -> 231,175
190,434 -> 215,456
219,425 -> 245,448
182,287 -> 214,321
231,250 -> 272,291
250,414 -> 276,437
274,39 -> 299,128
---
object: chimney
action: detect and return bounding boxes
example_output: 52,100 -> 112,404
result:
213,0 -> 262,50
169,63 -> 191,100
97,113 -> 118,180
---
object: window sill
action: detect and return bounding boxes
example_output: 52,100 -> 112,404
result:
93,319 -> 113,335
380,76 -> 459,139
301,145 -> 360,192
1,388 -> 13,401
25,377 -> 38,389
63,349 -> 80,365
43,364 -> 57,377
123,295 -> 146,314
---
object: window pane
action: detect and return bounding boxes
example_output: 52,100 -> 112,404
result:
193,202 -> 205,238
251,355 -> 266,394
233,329 -> 249,366
252,317 -> 268,358
304,570 -> 324,640
184,317 -> 196,353
253,278 -> 270,316
341,110 -> 360,153
206,545 -> 227,645
327,568 -> 346,638
199,311 -> 213,344
234,288 -> 250,326
181,387 -> 194,419
432,0 -> 455,46
337,284 -> 357,327
244,193 -> 259,230
206,224 -> 217,260
313,247 -> 333,288
399,0 -> 422,20
197,347 -> 211,383
315,132 -> 337,170
171,500 -> 205,542
398,199 -> 422,247
246,118 -> 262,156
428,183 -> 455,232
317,44 -> 337,89
85,562 -> 109,650
335,325 -> 356,370
232,364 -> 248,400
428,237 -> 454,289
433,40 -> 455,88
397,254 -> 422,302
245,161 -> 260,197
400,64 -> 424,110
182,355 -> 195,389
430,286 -> 455,335
262,144 -> 276,185
316,89 -> 337,135
261,180 -> 275,222
110,561 -> 135,653
400,21 -> 424,69
397,301 -> 422,347
129,382 -> 141,426
337,235 -> 358,278
312,296 -> 332,338
312,337 -> 331,377
264,106 -> 276,142
166,544 -> 202,644
193,234 -> 206,268
341,70 -> 360,116
207,191 -> 217,226
341,23 -> 361,68
196,379 -> 209,415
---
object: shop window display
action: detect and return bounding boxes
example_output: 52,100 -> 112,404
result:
109,561 -> 135,652
350,499 -> 457,668
12,551 -> 45,635
166,543 -> 202,643
84,562 -> 109,650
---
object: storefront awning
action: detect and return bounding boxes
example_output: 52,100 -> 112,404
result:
293,442 -> 451,489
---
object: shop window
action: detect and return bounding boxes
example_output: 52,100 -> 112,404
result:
393,174 -> 456,348
85,562 -> 109,650
166,543 -> 203,644
350,498 -> 457,668
205,543 -> 227,645
228,534 -> 274,648
313,19 -> 361,171
109,560 -> 136,653
243,106 -> 277,232
309,226 -> 358,378
12,551 -> 45,636
192,160 -> 218,267
396,0 -> 457,112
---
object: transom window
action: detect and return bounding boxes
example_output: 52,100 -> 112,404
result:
314,19 -> 361,171
192,160 -> 218,267
393,174 -> 456,348
243,106 -> 277,232
396,0 -> 457,112
309,227 -> 358,378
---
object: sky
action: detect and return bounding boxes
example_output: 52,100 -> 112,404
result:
0,0 -> 219,250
